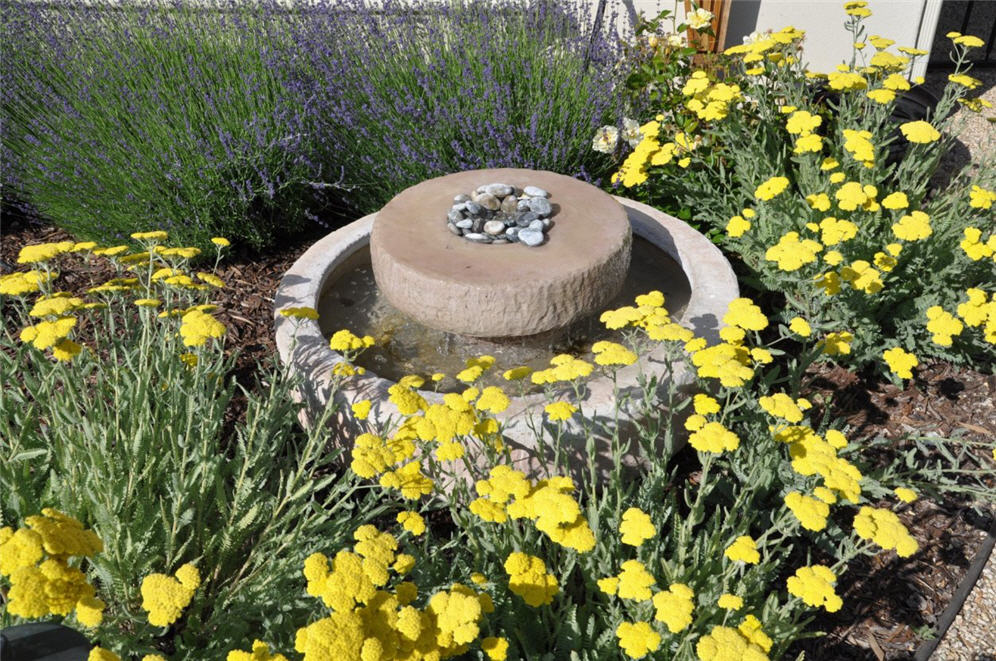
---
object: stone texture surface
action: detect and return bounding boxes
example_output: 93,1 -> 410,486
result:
370,168 -> 632,337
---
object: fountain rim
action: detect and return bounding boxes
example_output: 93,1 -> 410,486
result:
274,196 -> 739,422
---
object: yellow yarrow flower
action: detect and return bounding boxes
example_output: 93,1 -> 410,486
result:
140,564 -> 199,627
853,506 -> 918,556
881,191 -> 909,209
788,317 -> 811,337
785,491 -> 830,531
88,648 -> 121,661
900,120 -> 940,143
504,552 -> 558,606
926,306 -> 963,346
723,298 -> 768,331
754,176 -> 790,201
718,593 -> 744,610
766,232 -> 822,271
969,185 -> 996,210
545,401 -> 577,421
894,487 -> 918,503
759,393 -> 811,423
226,641 -> 289,661
592,340 -> 638,366
179,310 -> 227,347
616,621 -> 661,659
18,241 -> 75,264
786,564 -> 842,612
697,625 -> 770,661
20,316 -> 77,350
726,214 -> 751,237
482,637 -> 509,661
689,421 -> 740,453
882,347 -> 918,378
652,583 -> 695,633
822,331 -> 853,356
892,210 -> 932,240
619,507 -> 656,547
397,511 -> 426,536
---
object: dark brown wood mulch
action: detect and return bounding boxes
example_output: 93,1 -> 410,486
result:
2,215 -> 994,660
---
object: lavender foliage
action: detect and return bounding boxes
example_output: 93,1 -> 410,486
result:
1,1 -> 328,249
2,0 -> 630,248
269,0 -> 628,213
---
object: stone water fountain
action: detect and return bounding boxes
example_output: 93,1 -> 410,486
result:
274,168 -> 738,478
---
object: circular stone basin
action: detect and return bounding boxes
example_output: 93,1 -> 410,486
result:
275,187 -> 740,483
371,169 -> 632,338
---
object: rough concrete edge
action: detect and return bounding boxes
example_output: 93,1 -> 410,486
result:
273,198 -> 739,455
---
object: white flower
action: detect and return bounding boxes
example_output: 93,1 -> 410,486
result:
621,118 -> 642,148
592,125 -> 620,153
743,30 -> 766,45
666,33 -> 687,48
687,7 -> 714,30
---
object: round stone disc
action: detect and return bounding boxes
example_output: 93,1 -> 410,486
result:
370,168 -> 632,338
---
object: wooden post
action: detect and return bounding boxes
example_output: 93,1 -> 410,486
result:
684,0 -> 733,53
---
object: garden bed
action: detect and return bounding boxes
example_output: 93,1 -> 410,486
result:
3,216 -> 993,659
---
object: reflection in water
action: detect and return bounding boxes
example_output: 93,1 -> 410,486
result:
318,237 -> 691,392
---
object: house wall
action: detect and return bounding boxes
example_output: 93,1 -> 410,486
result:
610,0 -> 939,79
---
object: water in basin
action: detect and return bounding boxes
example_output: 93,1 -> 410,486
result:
317,236 -> 691,392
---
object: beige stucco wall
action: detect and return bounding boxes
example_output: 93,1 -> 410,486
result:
610,0 -> 939,79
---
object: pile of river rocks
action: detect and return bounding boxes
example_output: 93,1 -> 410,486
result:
446,183 -> 554,246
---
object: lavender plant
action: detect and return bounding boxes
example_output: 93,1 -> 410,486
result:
271,0 -> 631,214
1,1 -> 332,250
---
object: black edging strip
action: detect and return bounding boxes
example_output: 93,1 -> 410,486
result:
913,516 -> 996,660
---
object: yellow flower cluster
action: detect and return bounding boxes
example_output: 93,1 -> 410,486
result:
882,346 -> 918,379
784,491 -> 831,531
766,232 -> 822,271
599,560 -> 697,634
592,340 -> 638,366
724,25 -> 805,76
20,315 -> 82,362
469,467 -> 595,552
853,506 -> 918,556
682,70 -> 744,122
724,535 -> 761,564
786,564 -> 842,612
960,227 -> 996,261
227,640 -> 289,661
616,621 -> 661,659
0,509 -> 104,625
758,393 -> 812,423
179,309 -> 227,347
504,552 -> 558,607
696,619 -> 771,661
140,563 -> 200,627
956,289 -> 996,344
754,176 -> 790,201
330,329 -> 376,353
775,425 -> 861,503
301,526 -> 497,660
969,185 -> 996,210
925,306 -> 963,346
600,290 -> 695,343
652,583 -> 696,633
610,120 -> 699,188
619,507 -> 656,547
17,241 -> 77,264
0,269 -> 57,296
530,354 -> 593,384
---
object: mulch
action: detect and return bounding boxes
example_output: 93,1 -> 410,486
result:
2,214 -> 995,660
